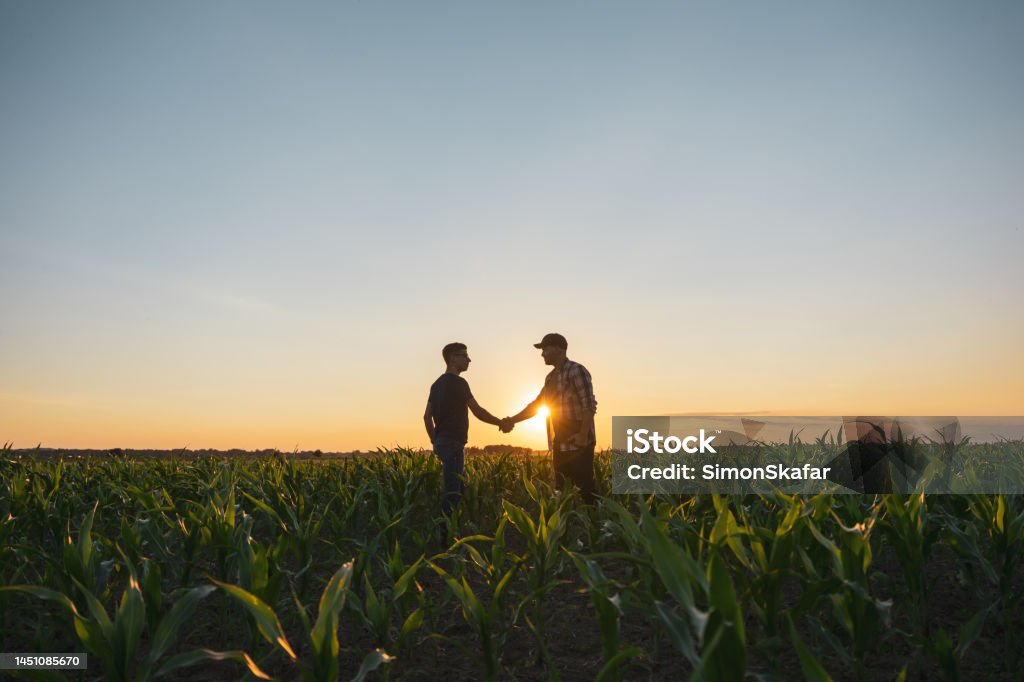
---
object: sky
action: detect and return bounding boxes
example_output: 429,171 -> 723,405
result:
2,1 -> 1022,452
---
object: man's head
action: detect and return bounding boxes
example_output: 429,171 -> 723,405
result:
533,333 -> 567,366
442,342 -> 471,373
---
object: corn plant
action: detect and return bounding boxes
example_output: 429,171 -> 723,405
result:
879,493 -> 938,652
428,521 -> 518,682
346,547 -> 425,650
216,560 -> 393,681
708,494 -> 807,674
567,551 -> 643,682
3,558 -> 270,681
943,493 -> 1024,673
502,478 -> 574,674
805,502 -> 890,682
240,462 -> 337,600
610,501 -> 747,681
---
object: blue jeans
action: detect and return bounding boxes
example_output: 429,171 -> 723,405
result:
432,436 -> 465,516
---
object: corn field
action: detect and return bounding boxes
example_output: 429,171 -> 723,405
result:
2,444 -> 1023,681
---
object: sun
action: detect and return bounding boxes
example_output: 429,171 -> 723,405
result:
514,392 -> 550,434
529,405 -> 549,431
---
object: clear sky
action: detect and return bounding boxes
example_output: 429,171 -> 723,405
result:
2,1 -> 1022,451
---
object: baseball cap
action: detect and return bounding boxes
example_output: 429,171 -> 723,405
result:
533,333 -> 568,349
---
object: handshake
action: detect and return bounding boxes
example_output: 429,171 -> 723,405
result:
498,417 -> 515,434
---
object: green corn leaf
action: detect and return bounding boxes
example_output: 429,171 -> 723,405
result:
1,585 -> 114,667
387,540 -> 404,580
492,566 -> 518,606
491,517 -> 508,568
0,584 -> 76,611
145,585 -> 216,668
685,619 -> 730,682
524,477 -> 539,503
956,606 -> 989,658
931,629 -> 956,677
153,648 -> 273,680
212,579 -> 297,660
787,614 -> 832,682
73,616 -> 114,670
310,561 -> 355,656
568,552 -> 599,583
460,576 -> 484,625
567,552 -> 621,661
502,501 -> 537,539
290,582 -> 313,641
141,560 -> 163,636
638,505 -> 705,617
351,648 -> 394,682
462,542 -> 489,573
71,577 -> 115,642
401,608 -> 424,639
79,502 -> 98,574
653,600 -> 700,666
776,497 -> 803,536
362,572 -> 389,642
250,542 -> 270,598
709,501 -> 750,571
113,574 -> 146,679
392,555 -> 423,601
703,552 -> 745,682
240,490 -> 288,531
594,646 -> 643,682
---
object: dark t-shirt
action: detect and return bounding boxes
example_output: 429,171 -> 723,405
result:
428,373 -> 473,443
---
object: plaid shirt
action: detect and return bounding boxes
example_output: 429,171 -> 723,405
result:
535,359 -> 597,446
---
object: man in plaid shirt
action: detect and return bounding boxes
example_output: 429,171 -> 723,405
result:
506,333 -> 598,503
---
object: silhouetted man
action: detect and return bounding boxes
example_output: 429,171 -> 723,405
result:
506,333 -> 597,503
424,342 -> 508,518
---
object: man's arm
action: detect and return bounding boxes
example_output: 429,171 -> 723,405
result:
423,400 -> 436,443
468,397 -> 504,427
507,391 -> 545,424
576,411 -> 596,446
567,364 -> 597,446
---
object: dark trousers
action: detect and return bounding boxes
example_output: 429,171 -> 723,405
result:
552,443 -> 596,504
432,436 -> 465,515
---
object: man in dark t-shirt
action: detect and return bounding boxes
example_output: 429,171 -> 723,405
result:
423,342 -> 510,520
